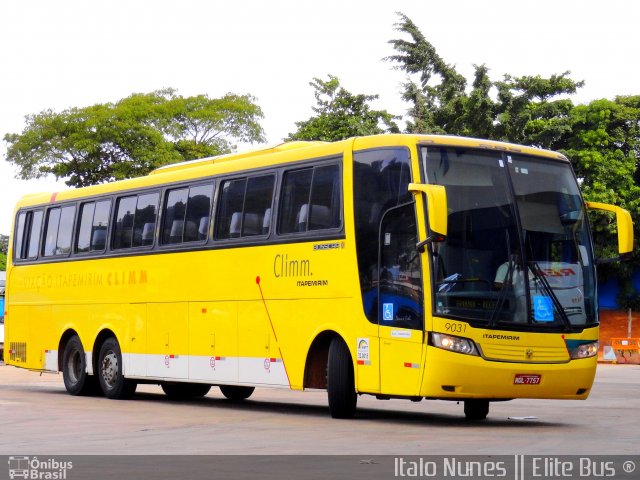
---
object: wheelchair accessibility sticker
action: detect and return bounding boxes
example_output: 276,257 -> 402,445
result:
533,295 -> 554,322
383,303 -> 394,322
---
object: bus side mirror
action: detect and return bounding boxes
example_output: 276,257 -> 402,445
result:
408,183 -> 447,250
585,201 -> 634,259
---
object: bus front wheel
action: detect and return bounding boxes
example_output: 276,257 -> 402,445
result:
464,399 -> 489,420
97,337 -> 137,400
327,338 -> 357,419
62,335 -> 100,396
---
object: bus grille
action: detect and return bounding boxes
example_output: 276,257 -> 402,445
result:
9,342 -> 27,363
480,343 -> 569,363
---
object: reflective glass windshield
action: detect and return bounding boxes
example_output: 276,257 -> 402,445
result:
422,146 -> 596,330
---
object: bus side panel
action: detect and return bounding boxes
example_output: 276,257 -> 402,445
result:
122,303 -> 148,377
237,301 -> 289,387
146,302 -> 189,379
188,301 -> 238,384
6,305 -> 51,370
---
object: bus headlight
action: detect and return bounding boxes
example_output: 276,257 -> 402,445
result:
569,341 -> 598,359
431,333 -> 479,356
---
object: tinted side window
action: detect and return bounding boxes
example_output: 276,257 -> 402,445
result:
44,206 -> 76,257
14,212 -> 26,259
215,179 -> 246,239
163,184 -> 213,244
44,208 -> 61,256
278,165 -> 341,234
92,201 -> 111,251
243,176 -> 274,236
216,176 -> 274,239
184,184 -> 213,241
113,193 -> 158,249
76,200 -> 111,253
132,193 -> 159,248
27,211 -> 43,260
278,169 -> 312,234
308,165 -> 341,231
76,203 -> 96,253
163,188 -> 188,244
113,196 -> 137,249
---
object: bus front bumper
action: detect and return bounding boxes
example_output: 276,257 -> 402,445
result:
421,346 -> 597,400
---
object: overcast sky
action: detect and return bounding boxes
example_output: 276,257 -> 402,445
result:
1,0 -> 639,235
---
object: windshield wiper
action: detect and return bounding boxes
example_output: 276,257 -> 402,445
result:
528,262 -> 573,331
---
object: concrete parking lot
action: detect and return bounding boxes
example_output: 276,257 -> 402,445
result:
0,363 -> 638,455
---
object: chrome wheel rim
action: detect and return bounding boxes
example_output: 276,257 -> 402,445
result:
100,350 -> 118,389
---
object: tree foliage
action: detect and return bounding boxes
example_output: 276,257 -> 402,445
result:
287,75 -> 399,141
387,12 -> 640,291
4,89 -> 265,187
387,12 -> 583,150
563,96 -> 640,281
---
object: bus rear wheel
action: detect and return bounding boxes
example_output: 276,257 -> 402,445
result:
62,335 -> 100,396
464,399 -> 489,420
162,382 -> 211,399
327,338 -> 357,419
97,337 -> 137,400
219,385 -> 255,401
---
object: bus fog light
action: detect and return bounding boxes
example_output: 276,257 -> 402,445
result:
431,333 -> 479,356
570,341 -> 598,359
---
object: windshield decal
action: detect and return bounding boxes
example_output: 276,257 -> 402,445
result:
533,296 -> 554,322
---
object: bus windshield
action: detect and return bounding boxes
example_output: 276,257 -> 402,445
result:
422,146 -> 596,330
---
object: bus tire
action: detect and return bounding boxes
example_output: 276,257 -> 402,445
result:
97,337 -> 137,400
219,385 -> 255,401
464,399 -> 489,420
62,335 -> 100,396
162,382 -> 211,399
327,338 -> 357,419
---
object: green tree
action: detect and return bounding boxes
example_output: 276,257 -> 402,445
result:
287,75 -> 399,141
563,96 -> 640,285
4,89 -> 265,187
0,253 -> 5,271
0,234 -> 7,255
387,12 -> 583,149
387,12 -> 640,295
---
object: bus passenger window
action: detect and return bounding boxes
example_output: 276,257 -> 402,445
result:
91,200 -> 111,251
184,184 -> 214,242
43,205 -> 76,257
278,164 -> 341,234
243,175 -> 274,237
131,193 -> 159,248
215,179 -> 246,240
308,165 -> 340,230
279,169 -> 312,234
113,196 -> 137,249
215,176 -> 273,239
76,202 -> 96,253
27,211 -> 43,260
77,200 -> 111,253
113,193 -> 158,249
13,212 -> 26,259
13,211 -> 42,261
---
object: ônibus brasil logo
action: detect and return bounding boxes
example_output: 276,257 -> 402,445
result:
8,456 -> 73,479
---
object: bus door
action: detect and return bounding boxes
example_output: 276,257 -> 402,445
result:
377,203 -> 425,395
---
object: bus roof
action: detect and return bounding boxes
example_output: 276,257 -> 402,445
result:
13,134 -> 568,210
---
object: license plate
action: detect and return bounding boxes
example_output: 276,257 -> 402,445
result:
514,374 -> 541,385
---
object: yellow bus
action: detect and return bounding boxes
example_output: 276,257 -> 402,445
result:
5,134 -> 633,420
